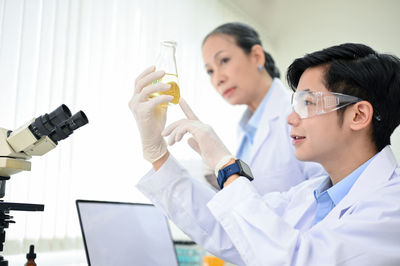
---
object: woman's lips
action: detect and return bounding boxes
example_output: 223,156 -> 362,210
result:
223,87 -> 236,98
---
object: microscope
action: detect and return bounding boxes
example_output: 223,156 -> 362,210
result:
0,104 -> 88,266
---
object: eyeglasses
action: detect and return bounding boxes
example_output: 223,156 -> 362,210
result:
291,90 -> 362,119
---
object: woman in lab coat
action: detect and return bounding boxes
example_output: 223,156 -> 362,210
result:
200,23 -> 324,193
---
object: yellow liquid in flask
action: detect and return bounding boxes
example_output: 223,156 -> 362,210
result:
150,73 -> 180,104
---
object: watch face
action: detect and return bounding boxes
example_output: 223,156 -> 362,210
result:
238,159 -> 254,179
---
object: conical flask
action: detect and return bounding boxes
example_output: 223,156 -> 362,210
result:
151,40 -> 180,104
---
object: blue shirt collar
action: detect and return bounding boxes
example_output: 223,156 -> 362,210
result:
314,154 -> 377,206
238,78 -> 277,143
313,177 -> 331,200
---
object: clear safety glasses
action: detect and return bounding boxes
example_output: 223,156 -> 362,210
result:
291,90 -> 363,119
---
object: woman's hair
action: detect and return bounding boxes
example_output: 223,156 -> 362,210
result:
203,22 -> 280,78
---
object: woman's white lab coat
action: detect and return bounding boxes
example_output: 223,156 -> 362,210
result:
137,146 -> 400,266
235,79 -> 324,194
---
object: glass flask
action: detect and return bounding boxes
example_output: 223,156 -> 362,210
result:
150,40 -> 180,104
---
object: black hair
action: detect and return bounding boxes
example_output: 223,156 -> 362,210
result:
287,43 -> 400,151
203,22 -> 280,79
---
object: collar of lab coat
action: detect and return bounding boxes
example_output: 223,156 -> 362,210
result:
319,145 -> 398,223
237,78 -> 292,164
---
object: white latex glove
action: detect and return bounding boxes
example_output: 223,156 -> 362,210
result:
162,98 -> 232,170
128,66 -> 174,163
203,163 -> 219,190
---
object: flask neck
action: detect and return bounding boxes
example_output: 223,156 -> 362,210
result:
160,43 -> 176,54
156,41 -> 178,75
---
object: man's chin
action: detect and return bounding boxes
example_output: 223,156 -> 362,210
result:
294,150 -> 313,162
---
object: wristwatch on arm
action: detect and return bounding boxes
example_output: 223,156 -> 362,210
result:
216,157 -> 254,189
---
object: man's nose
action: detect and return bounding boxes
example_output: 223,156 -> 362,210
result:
287,110 -> 301,126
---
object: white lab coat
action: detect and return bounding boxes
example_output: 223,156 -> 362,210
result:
236,79 -> 324,194
137,146 -> 400,266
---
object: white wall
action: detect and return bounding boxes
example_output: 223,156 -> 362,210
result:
0,0 -> 267,257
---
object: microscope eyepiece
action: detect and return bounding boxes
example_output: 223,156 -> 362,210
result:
69,111 -> 88,131
48,111 -> 89,143
5,104 -> 88,155
29,104 -> 72,139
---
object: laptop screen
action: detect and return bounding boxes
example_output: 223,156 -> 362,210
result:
76,200 -> 179,266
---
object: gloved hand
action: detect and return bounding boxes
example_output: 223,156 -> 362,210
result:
128,66 -> 174,163
203,163 -> 219,190
162,98 -> 232,170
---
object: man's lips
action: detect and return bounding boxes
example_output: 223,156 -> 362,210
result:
291,134 -> 306,145
222,87 -> 236,98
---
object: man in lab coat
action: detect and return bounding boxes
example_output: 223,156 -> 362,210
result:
129,43 -> 400,265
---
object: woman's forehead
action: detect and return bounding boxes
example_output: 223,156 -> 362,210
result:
202,35 -> 239,57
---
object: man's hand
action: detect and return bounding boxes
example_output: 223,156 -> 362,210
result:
162,98 -> 232,170
128,66 -> 173,163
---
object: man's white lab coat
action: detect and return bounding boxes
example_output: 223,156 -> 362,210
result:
137,146 -> 400,266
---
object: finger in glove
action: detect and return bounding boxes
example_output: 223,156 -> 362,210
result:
162,119 -> 191,145
179,98 -> 199,120
134,65 -> 156,92
147,95 -> 174,109
187,137 -> 201,154
139,82 -> 171,102
135,70 -> 165,94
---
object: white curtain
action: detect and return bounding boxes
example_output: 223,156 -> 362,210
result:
0,0 -> 263,255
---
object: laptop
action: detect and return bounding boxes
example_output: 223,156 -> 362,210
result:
76,199 -> 179,266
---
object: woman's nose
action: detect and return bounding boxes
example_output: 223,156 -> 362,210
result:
213,69 -> 226,88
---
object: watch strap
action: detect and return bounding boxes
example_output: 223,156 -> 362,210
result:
214,155 -> 236,177
217,162 -> 240,189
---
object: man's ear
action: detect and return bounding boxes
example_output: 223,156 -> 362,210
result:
251,44 -> 265,66
349,101 -> 374,131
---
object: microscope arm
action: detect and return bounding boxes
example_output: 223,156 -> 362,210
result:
0,127 -> 32,178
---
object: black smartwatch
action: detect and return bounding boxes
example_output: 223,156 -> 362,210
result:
217,159 -> 254,189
